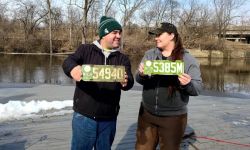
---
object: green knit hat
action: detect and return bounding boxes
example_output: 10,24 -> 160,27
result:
99,16 -> 122,39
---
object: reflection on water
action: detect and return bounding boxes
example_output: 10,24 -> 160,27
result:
0,54 -> 250,96
0,54 -> 74,85
198,58 -> 250,95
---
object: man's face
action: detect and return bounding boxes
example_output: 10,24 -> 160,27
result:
102,30 -> 122,49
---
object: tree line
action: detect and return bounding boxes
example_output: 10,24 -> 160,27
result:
0,0 -> 249,55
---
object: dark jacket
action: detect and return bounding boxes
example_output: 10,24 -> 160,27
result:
136,48 -> 202,116
62,41 -> 134,120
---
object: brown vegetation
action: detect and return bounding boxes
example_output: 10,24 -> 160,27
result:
0,0 -> 250,58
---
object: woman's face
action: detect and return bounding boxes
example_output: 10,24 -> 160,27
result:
155,32 -> 174,49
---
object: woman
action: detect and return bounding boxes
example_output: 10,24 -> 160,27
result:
135,22 -> 202,150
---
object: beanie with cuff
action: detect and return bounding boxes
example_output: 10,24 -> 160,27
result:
98,16 -> 122,39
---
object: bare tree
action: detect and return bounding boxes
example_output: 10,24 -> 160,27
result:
118,0 -> 146,27
118,0 -> 146,50
138,0 -> 154,29
0,1 -> 8,20
152,0 -> 178,26
104,0 -> 116,16
139,0 -> 179,30
178,0 -> 200,47
69,0 -> 96,44
169,0 -> 179,24
42,5 -> 64,52
140,9 -> 155,31
43,7 -> 64,27
178,0 -> 214,52
46,0 -> 53,54
67,5 -> 82,49
50,8 -> 64,29
212,0 -> 247,59
0,1 -> 8,51
213,0 -> 247,40
89,1 -> 101,41
15,0 -> 48,41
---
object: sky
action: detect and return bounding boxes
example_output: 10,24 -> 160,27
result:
56,0 -> 250,25
2,0 -> 250,24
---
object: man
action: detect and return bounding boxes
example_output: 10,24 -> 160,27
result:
62,16 -> 134,150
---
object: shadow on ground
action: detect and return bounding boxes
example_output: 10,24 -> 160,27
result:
0,140 -> 26,150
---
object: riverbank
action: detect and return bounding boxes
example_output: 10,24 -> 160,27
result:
188,48 -> 250,58
0,84 -> 250,149
1,46 -> 250,59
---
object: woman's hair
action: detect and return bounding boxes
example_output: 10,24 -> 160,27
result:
171,33 -> 184,60
168,32 -> 185,96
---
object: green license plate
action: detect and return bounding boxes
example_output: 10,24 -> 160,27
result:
81,65 -> 125,82
144,60 -> 184,75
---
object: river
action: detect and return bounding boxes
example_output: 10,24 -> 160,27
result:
0,54 -> 249,98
